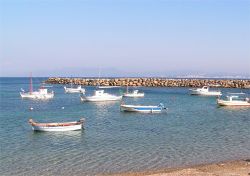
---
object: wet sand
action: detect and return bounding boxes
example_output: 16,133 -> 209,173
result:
105,159 -> 250,176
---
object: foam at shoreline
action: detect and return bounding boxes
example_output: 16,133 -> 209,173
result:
105,159 -> 250,176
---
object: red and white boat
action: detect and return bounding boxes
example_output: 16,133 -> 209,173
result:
29,118 -> 85,132
20,73 -> 54,100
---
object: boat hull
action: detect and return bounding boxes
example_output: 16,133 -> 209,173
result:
80,95 -> 122,102
190,90 -> 221,96
123,93 -> 144,98
120,105 -> 162,113
64,87 -> 85,93
29,119 -> 84,132
217,99 -> 250,106
20,92 -> 54,99
31,124 -> 83,131
98,86 -> 121,88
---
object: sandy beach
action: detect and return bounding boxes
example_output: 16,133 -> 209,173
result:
106,160 -> 250,176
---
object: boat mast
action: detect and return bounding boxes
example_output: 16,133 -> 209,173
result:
97,67 -> 101,88
126,79 -> 128,93
70,75 -> 73,88
30,72 -> 33,94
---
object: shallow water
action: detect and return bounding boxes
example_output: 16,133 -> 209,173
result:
0,77 -> 250,175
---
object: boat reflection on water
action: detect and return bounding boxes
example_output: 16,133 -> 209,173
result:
217,105 -> 250,112
91,100 -> 119,106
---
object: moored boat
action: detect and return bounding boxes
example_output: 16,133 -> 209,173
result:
29,118 -> 85,131
98,86 -> 121,89
123,90 -> 144,98
20,74 -> 54,100
64,85 -> 85,93
20,87 -> 54,99
120,103 -> 167,113
217,93 -> 250,106
80,90 -> 122,102
189,86 -> 222,96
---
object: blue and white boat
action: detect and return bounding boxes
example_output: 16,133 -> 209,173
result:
120,103 -> 166,113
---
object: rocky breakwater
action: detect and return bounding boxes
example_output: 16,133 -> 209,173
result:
45,77 -> 250,88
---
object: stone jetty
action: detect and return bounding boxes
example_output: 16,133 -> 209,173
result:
45,77 -> 250,88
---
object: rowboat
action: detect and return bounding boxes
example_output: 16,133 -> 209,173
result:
189,86 -> 222,96
64,85 -> 85,93
29,118 -> 85,131
20,74 -> 54,100
120,103 -> 167,113
80,90 -> 122,102
217,93 -> 250,106
123,90 -> 144,98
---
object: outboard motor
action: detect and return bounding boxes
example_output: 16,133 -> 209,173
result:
159,103 -> 167,110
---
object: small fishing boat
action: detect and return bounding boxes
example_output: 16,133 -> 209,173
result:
217,93 -> 250,106
29,118 -> 85,131
189,86 -> 222,96
20,87 -> 54,99
64,85 -> 85,93
80,90 -> 122,102
123,90 -> 144,98
20,74 -> 54,100
120,103 -> 167,113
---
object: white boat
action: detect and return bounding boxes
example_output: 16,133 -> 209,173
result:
217,93 -> 250,106
98,86 -> 121,89
123,90 -> 144,98
64,85 -> 85,93
189,86 -> 222,96
20,87 -> 54,99
120,103 -> 166,113
80,90 -> 122,102
29,118 -> 85,132
20,75 -> 54,100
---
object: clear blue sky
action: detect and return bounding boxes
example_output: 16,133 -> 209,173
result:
1,0 -> 250,77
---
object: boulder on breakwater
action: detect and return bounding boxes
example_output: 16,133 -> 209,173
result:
45,77 -> 250,88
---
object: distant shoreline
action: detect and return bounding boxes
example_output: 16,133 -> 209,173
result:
1,76 -> 250,80
45,77 -> 250,88
105,159 -> 250,176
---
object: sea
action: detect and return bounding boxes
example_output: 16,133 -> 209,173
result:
0,77 -> 250,176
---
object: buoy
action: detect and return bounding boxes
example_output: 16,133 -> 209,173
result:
30,107 -> 33,111
61,107 -> 65,109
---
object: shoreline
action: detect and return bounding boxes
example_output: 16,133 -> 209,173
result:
104,159 -> 250,176
45,77 -> 250,88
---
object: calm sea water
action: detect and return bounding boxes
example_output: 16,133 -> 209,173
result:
0,77 -> 250,176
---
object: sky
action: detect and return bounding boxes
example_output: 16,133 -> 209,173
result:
0,0 -> 250,77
